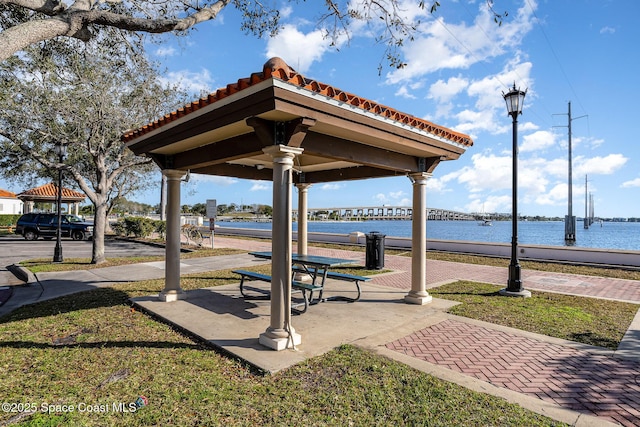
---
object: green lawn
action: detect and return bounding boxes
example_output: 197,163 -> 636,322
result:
5,237 -> 637,425
429,281 -> 639,349
0,275 -> 567,426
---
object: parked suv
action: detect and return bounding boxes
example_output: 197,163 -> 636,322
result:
15,213 -> 93,241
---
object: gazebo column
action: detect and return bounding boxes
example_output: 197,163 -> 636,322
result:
296,183 -> 311,256
259,145 -> 304,351
294,183 -> 312,282
405,172 -> 433,305
159,169 -> 187,302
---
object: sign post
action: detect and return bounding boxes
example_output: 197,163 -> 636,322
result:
206,199 -> 217,249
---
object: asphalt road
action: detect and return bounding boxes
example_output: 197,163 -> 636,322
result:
0,235 -> 166,286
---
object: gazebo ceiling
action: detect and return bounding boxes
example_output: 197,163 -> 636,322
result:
123,58 -> 473,184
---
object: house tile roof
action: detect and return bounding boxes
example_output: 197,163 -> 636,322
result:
18,183 -> 85,201
122,57 -> 473,147
0,189 -> 17,198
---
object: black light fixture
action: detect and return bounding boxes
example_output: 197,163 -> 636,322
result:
500,83 -> 531,297
53,142 -> 67,263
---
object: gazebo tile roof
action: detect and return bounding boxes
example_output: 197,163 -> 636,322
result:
18,183 -> 85,200
122,58 -> 473,147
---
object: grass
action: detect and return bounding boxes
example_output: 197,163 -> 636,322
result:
3,235 -> 636,425
0,276 -> 567,426
429,281 -> 639,349
19,247 -> 245,273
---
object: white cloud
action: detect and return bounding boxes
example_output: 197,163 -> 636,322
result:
465,194 -> 511,213
155,46 -> 177,56
395,86 -> 416,99
428,76 -> 468,103
520,130 -> 558,153
574,154 -> 628,175
454,152 -> 512,193
320,183 -> 343,190
451,60 -> 534,136
250,181 -> 270,192
374,190 -> 408,204
280,5 -> 293,19
374,193 -> 388,204
385,0 -> 536,84
534,183 -> 567,206
622,178 -> 640,188
158,68 -> 214,96
266,24 -> 343,73
600,26 -> 616,34
192,174 -> 237,185
426,176 -> 452,193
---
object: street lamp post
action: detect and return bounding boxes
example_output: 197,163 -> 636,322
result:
500,84 -> 531,298
53,142 -> 67,263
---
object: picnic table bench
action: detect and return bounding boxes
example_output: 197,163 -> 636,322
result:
291,266 -> 371,302
232,269 -> 322,314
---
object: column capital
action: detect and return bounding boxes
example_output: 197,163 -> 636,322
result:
263,145 -> 304,159
408,172 -> 432,183
295,183 -> 313,191
163,169 -> 187,180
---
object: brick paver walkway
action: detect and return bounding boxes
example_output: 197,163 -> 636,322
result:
387,320 -> 640,426
215,236 -> 640,425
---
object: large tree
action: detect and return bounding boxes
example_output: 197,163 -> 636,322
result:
0,34 -> 185,263
0,1 -> 505,67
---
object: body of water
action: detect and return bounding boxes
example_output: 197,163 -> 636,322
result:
215,219 -> 640,251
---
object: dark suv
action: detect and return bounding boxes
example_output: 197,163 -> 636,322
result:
15,213 -> 94,241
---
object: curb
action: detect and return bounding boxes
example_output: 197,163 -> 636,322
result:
7,264 -> 37,285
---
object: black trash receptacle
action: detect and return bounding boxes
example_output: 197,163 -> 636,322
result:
365,231 -> 385,270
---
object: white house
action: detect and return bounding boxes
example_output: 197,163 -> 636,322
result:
0,188 -> 23,215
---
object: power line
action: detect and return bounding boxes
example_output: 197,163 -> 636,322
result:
524,0 -> 589,116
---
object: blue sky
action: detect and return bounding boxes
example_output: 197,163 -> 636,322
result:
4,1 -> 639,218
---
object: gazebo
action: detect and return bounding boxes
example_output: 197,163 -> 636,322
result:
123,57 -> 473,351
18,183 -> 85,215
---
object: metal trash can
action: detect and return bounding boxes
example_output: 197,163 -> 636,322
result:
365,231 -> 385,270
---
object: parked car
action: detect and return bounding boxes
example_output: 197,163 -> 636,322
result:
14,213 -> 93,241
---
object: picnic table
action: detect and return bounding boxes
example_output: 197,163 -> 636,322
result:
233,251 -> 371,313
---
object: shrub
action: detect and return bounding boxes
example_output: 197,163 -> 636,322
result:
0,214 -> 21,227
124,217 -> 155,238
153,219 -> 166,239
111,216 -> 158,238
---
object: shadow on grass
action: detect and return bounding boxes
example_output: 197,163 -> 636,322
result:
569,332 -> 619,350
431,290 -> 501,297
0,340 -> 204,350
0,287 -> 131,323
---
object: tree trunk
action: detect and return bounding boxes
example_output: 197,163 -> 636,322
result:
92,202 -> 108,264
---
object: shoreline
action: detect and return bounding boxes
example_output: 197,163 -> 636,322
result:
214,225 -> 640,269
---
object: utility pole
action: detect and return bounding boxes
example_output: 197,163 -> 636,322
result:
554,102 -> 587,243
584,175 -> 589,229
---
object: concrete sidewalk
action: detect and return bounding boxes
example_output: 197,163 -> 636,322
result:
2,236 -> 640,426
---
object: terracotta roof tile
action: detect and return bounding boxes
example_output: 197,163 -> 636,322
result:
0,189 -> 17,198
18,183 -> 85,200
122,57 -> 473,147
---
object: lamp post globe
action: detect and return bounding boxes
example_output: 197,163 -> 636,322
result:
53,142 -> 67,263
500,84 -> 531,298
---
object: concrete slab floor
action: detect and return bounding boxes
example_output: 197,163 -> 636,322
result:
131,280 -> 458,373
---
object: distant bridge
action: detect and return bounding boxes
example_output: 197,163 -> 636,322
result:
292,206 -> 474,221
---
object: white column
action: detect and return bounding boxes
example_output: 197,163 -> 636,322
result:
296,183 -> 311,256
294,183 -> 312,282
259,145 -> 304,351
405,172 -> 433,305
159,169 -> 187,302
